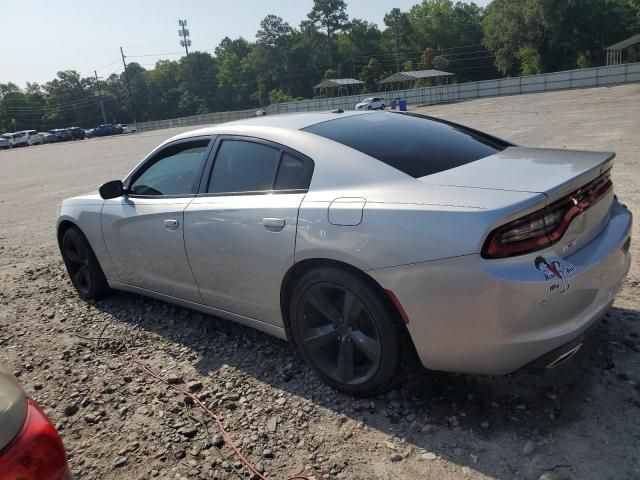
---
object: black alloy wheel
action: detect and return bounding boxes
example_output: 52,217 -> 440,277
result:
61,227 -> 110,300
291,267 -> 401,396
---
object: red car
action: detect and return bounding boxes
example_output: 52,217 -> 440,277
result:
0,368 -> 71,479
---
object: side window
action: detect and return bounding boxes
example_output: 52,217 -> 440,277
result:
130,140 -> 209,196
274,153 -> 307,190
207,140 -> 280,194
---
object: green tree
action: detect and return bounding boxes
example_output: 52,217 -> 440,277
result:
483,0 -> 637,75
516,46 -> 540,75
307,0 -> 350,65
409,0 -> 484,49
214,37 -> 251,59
268,88 -> 294,104
178,52 -> 219,114
418,47 -> 436,69
123,63 -> 150,121
257,15 -> 292,48
253,15 -> 293,105
360,58 -> 385,92
145,60 -> 181,119
336,19 -> 383,79
384,8 -> 412,72
217,53 -> 257,109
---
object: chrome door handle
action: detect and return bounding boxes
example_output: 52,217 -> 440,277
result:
164,219 -> 179,231
263,218 -> 285,230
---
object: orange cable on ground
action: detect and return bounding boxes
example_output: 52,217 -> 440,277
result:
127,349 -> 313,480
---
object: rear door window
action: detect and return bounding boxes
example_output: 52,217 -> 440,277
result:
303,112 -> 512,178
207,140 -> 313,194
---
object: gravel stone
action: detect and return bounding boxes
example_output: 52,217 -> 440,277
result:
64,404 -> 79,416
187,381 -> 203,392
420,452 -> 437,461
523,441 -> 536,456
112,456 -> 128,469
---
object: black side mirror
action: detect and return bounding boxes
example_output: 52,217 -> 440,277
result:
99,180 -> 125,199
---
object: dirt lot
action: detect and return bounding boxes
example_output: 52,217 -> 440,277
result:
1,84 -> 639,480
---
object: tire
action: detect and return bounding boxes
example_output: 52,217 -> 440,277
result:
380,104 -> 385,110
290,266 -> 401,396
61,227 -> 111,300
367,105 -> 372,110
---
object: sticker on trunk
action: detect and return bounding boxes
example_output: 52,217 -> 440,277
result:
535,256 -> 576,293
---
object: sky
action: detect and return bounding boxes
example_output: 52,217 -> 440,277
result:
1,0 -> 491,88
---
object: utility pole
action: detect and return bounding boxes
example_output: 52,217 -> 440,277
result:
394,17 -> 400,72
178,19 -> 191,56
94,71 -> 108,124
352,52 -> 356,78
120,47 -> 136,124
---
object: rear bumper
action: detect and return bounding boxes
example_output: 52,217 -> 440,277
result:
369,201 -> 632,375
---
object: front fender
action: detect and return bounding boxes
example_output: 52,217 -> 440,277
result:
57,199 -> 119,282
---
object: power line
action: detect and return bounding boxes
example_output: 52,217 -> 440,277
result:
127,51 -> 185,58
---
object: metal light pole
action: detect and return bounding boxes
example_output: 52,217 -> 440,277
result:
178,19 -> 191,56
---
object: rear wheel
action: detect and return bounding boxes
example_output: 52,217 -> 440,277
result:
61,227 -> 111,300
290,267 -> 401,396
380,104 -> 385,110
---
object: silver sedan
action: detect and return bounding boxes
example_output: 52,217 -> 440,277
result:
57,111 -> 632,396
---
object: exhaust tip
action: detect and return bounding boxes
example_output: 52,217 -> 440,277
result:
545,343 -> 583,369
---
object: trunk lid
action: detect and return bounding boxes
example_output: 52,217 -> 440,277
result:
419,147 -> 616,258
419,147 -> 614,203
0,368 -> 27,451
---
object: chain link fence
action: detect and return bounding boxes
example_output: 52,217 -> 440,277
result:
137,63 -> 640,132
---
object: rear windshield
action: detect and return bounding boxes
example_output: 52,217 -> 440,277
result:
303,112 -> 512,178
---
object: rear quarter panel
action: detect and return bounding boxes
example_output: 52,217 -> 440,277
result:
296,186 -> 547,270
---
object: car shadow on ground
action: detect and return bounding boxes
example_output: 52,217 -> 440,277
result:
92,291 -> 639,479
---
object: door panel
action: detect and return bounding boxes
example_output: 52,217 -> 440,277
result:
184,193 -> 305,325
101,197 -> 202,303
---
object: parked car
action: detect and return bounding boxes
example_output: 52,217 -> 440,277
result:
57,111 -> 632,396
49,129 -> 73,142
0,368 -> 71,479
5,132 -> 28,147
21,130 -> 44,146
67,127 -> 86,140
91,124 -> 122,137
84,128 -> 94,138
118,124 -> 137,134
355,97 -> 385,110
0,135 -> 11,149
40,132 -> 58,143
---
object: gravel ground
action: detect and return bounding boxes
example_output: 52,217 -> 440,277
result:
1,84 -> 639,480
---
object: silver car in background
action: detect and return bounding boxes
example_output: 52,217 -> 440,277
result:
355,97 -> 385,110
57,111 -> 632,396
0,135 -> 11,149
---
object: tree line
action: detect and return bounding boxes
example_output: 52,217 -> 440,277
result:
1,0 -> 639,132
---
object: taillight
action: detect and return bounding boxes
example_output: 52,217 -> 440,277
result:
482,170 -> 613,259
0,400 -> 69,480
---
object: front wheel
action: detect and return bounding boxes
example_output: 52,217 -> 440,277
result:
290,267 -> 401,396
61,227 -> 111,300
